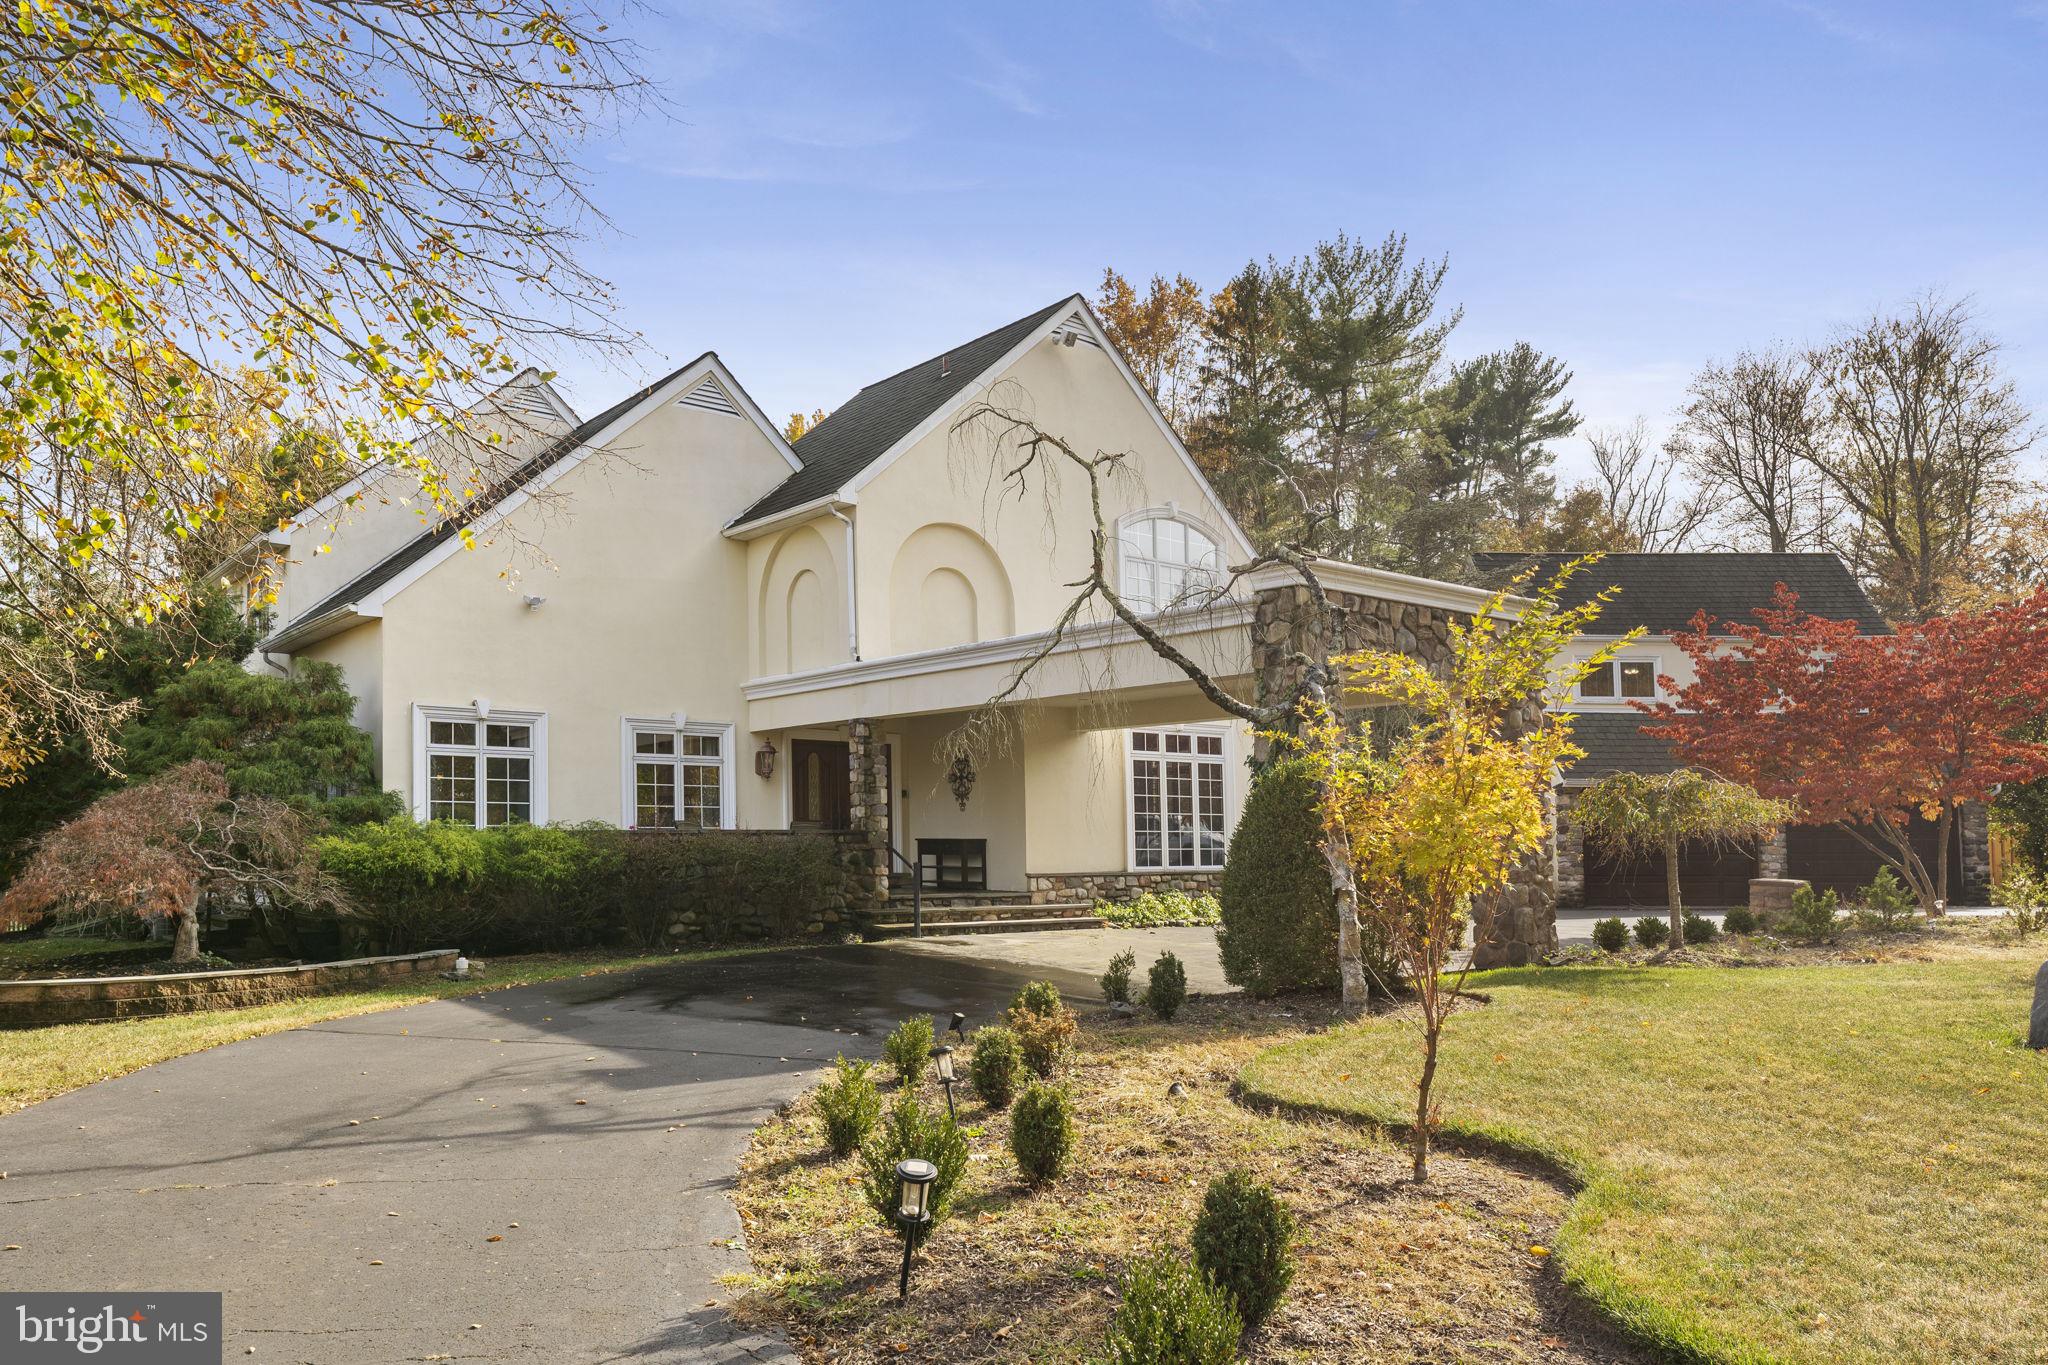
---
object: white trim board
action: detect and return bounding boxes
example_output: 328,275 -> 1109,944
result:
409,702 -> 550,826
617,714 -> 740,830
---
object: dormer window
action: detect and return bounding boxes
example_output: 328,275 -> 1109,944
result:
1119,514 -> 1221,612
1582,658 -> 1658,700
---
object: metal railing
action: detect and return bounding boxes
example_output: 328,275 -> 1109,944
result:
885,844 -> 923,937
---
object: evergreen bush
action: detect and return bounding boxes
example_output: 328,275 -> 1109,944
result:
1007,980 -> 1078,1077
1590,916 -> 1628,953
1191,1169 -> 1296,1329
1102,1251 -> 1242,1365
816,1056 -> 881,1158
1852,868 -> 1916,932
858,1092 -> 968,1247
1778,884 -> 1840,940
1145,951 -> 1188,1021
1632,915 -> 1668,949
1219,758 -> 1398,996
1722,906 -> 1759,935
968,1025 -> 1025,1108
1681,910 -> 1720,944
1008,1083 -> 1075,1184
882,1014 -> 936,1087
1100,948 -> 1137,1004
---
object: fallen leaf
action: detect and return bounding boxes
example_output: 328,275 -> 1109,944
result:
347,1120 -> 361,1127
485,1235 -> 503,1243
575,1099 -> 588,1106
994,1318 -> 1019,1340
3,1245 -> 19,1251
1528,1245 -> 1550,1257
368,1260 -> 384,1266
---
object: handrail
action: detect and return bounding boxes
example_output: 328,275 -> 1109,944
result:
884,843 -> 922,937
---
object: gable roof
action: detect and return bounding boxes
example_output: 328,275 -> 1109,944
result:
1467,552 -> 1890,635
730,297 -> 1075,527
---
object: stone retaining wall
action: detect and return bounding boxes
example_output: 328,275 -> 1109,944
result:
0,950 -> 458,1029
1027,870 -> 1222,905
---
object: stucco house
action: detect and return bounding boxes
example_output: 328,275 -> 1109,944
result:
244,296 -> 1536,947
1470,552 -> 1992,908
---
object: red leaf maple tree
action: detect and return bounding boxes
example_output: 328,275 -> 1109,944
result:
1642,587 -> 2048,911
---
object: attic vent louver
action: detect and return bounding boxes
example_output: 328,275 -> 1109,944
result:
499,383 -> 562,419
677,376 -> 742,418
1052,310 -> 1102,348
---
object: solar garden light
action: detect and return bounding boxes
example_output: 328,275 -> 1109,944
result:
929,1044 -> 957,1118
893,1158 -> 938,1299
949,1011 -> 967,1041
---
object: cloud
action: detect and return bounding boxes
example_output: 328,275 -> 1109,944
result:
957,32 -> 1045,117
1768,0 -> 1919,57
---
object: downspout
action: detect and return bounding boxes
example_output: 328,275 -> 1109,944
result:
828,501 -> 861,662
260,650 -> 290,678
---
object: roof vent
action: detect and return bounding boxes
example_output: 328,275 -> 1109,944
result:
677,376 -> 742,418
940,353 -> 950,377
1052,310 -> 1102,349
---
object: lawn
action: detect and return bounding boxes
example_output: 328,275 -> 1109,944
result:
731,997 -> 1648,1364
1239,938 -> 2048,1364
0,934 -> 164,976
0,949 -> 723,1116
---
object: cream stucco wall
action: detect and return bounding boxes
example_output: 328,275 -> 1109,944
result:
362,395 -> 793,825
1550,634 -> 1695,713
298,621 -> 385,769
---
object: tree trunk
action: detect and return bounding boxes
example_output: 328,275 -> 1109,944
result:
1324,824 -> 1369,1012
170,902 -> 201,964
1932,805 -> 1953,916
1666,828 -> 1685,949
1413,1015 -> 1440,1183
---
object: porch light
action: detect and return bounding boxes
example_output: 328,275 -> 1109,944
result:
947,755 -> 977,810
755,739 -> 778,779
893,1158 -> 938,1299
930,1044 -> 957,1118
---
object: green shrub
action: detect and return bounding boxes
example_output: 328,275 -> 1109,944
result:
1220,758 -> 1398,996
1008,1082 -> 1075,1184
1103,1251 -> 1242,1365
1590,917 -> 1628,953
1722,906 -> 1759,935
1997,863 -> 2048,938
611,829 -> 849,950
1191,1169 -> 1295,1329
317,819 -> 493,953
1852,867 -> 1917,932
1682,911 -> 1720,944
1100,948 -> 1138,1004
859,1092 -> 968,1247
1777,884 -> 1840,940
1094,890 -> 1222,927
882,1015 -> 936,1087
1008,981 -> 1078,1077
968,1025 -> 1025,1108
816,1056 -> 881,1158
1632,915 -> 1668,949
1145,952 -> 1188,1021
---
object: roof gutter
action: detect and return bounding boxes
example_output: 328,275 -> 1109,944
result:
721,488 -> 859,540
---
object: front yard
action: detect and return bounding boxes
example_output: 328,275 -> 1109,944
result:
1241,930 -> 2048,1363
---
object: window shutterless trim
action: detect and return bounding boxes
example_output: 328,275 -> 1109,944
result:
618,715 -> 738,830
410,703 -> 549,826
1125,722 -> 1231,873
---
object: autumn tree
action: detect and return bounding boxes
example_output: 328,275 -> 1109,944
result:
1570,770 -> 1790,946
1304,561 -> 1622,1180
1,762 -> 340,962
1585,420 -> 1709,552
1,0 -> 650,782
785,409 -> 830,443
1095,268 -> 1210,430
1668,349 -> 1835,552
1644,589 -> 2048,911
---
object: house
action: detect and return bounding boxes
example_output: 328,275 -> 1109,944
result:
246,296 -> 1526,942
1469,551 -> 1992,907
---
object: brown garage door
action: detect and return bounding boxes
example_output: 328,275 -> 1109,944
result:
1786,818 -> 1962,899
1582,837 -> 1760,910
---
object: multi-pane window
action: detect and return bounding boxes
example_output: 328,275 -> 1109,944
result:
1130,729 -> 1227,870
629,725 -> 726,829
427,717 -> 535,827
1580,658 -> 1658,700
1119,516 -> 1221,612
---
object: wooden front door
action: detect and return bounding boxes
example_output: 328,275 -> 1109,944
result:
791,739 -> 851,829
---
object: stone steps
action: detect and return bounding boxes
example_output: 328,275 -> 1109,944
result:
881,901 -> 1096,925
869,913 -> 1105,938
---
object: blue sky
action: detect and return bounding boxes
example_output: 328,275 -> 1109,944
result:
550,0 -> 2048,482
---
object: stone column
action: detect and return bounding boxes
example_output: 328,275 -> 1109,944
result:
845,719 -> 890,909
1960,801 -> 1992,902
1471,693 -> 1559,968
1554,786 -> 1586,910
1758,827 -> 1790,879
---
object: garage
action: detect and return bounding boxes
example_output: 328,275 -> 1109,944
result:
1580,835 -> 1760,910
1786,818 -> 1963,900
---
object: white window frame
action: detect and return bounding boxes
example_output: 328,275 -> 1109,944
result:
1125,723 -> 1231,872
1115,506 -> 1225,614
619,716 -> 738,830
1579,655 -> 1661,704
410,703 -> 549,826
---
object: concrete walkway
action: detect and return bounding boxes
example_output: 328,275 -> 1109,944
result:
880,924 -> 1230,995
0,946 -> 1098,1364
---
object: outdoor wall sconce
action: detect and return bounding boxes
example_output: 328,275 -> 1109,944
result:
754,739 -> 778,779
929,1044 -> 957,1118
893,1158 -> 938,1299
947,755 -> 977,810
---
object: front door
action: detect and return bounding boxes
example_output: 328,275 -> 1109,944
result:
791,739 -> 851,829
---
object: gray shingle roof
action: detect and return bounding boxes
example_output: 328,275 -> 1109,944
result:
731,296 -> 1077,526
1561,711 -> 1683,781
1468,552 -> 1889,635
265,357 -> 708,646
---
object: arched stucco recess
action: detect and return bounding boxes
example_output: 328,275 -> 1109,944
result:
886,522 -> 1016,654
758,523 -> 843,675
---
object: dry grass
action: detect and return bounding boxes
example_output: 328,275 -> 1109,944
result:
1242,920 -> 2048,1364
731,996 -> 1651,1364
0,949 -> 735,1116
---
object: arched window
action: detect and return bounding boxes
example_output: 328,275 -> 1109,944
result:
1118,515 -> 1221,612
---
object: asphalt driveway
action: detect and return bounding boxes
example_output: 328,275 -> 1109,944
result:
0,946 -> 1098,1364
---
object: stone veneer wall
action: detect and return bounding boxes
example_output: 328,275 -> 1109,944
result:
1027,870 -> 1222,905
1555,787 -> 1587,909
845,719 -> 891,911
0,950 -> 456,1029
1960,802 -> 1992,901
1252,582 -> 1558,968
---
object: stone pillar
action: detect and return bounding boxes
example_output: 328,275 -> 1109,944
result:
845,719 -> 889,909
1960,802 -> 1992,903
1554,786 -> 1586,909
1249,583 -> 1560,967
1758,826 -> 1790,880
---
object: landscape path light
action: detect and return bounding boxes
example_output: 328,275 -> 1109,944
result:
949,1011 -> 967,1042
893,1157 -> 938,1299
929,1044 -> 957,1118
